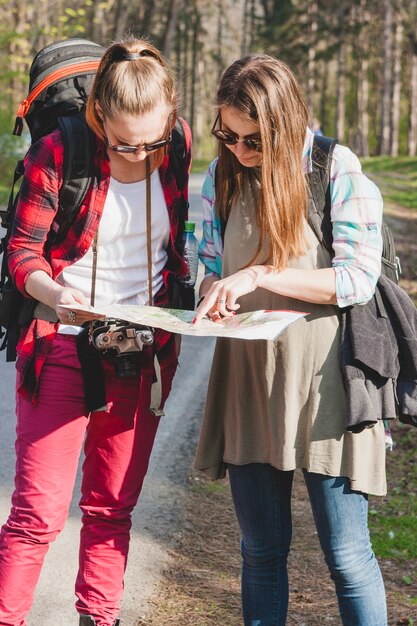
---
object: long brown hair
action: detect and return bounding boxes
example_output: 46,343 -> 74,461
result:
215,54 -> 310,269
86,37 -> 177,170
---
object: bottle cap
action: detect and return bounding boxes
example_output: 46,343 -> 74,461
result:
184,221 -> 196,232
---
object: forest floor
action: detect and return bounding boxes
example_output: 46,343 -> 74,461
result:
136,193 -> 417,626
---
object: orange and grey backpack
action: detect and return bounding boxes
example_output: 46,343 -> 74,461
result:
0,38 -> 104,360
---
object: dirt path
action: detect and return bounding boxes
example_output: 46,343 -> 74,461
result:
136,199 -> 417,626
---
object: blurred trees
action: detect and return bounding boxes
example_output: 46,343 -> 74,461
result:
0,0 -> 416,157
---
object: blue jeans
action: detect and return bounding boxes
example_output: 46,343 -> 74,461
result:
228,464 -> 387,626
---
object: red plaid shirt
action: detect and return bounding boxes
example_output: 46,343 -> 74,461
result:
8,118 -> 192,404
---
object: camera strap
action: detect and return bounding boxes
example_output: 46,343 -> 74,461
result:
91,231 -> 98,307
146,157 -> 153,307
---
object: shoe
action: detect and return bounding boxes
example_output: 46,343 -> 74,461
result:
79,616 -> 121,626
79,617 -> 96,626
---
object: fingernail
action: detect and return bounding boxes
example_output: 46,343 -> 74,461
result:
192,318 -> 197,324
232,311 -> 236,315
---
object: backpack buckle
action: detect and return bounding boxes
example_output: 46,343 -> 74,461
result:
395,256 -> 402,282
13,116 -> 24,137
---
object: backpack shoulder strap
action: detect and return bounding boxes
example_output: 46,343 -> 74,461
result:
307,134 -> 338,256
170,118 -> 187,192
47,112 -> 95,249
169,118 -> 189,254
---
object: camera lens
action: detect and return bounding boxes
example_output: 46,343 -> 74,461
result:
114,353 -> 141,378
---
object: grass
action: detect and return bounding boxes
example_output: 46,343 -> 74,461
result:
190,158 -> 213,174
361,156 -> 417,209
369,425 -> 417,562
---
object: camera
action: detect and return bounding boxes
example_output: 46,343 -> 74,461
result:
89,319 -> 154,378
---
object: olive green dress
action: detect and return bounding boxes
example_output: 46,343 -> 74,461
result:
194,182 -> 387,496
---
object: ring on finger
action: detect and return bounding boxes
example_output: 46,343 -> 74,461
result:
217,299 -> 226,304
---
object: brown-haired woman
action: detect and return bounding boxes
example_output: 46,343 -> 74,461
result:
0,37 -> 191,626
194,54 -> 387,625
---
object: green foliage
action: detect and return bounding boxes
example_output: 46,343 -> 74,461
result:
0,110 -> 28,206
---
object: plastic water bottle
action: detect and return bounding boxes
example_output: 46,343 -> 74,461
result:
182,221 -> 199,286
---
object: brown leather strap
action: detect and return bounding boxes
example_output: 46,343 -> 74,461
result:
146,158 -> 153,306
90,231 -> 99,307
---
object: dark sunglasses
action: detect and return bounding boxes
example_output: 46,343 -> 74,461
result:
105,119 -> 172,154
211,113 -> 262,152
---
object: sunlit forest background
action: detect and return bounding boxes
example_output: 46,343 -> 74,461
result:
0,0 -> 416,164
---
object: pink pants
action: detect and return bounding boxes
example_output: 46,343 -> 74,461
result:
0,334 -> 164,626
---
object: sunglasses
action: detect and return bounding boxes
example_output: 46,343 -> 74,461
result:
105,119 -> 172,154
211,113 -> 262,152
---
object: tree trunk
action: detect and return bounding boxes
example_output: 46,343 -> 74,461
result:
142,0 -> 155,36
91,0 -> 106,45
260,0 -> 272,22
216,0 -> 223,80
113,0 -> 129,39
336,40 -> 346,142
249,0 -> 256,50
162,0 -> 184,59
379,0 -> 393,154
175,17 -> 182,85
391,10 -> 404,156
241,0 -> 249,56
357,58 -> 370,157
319,62 -> 328,135
356,0 -> 370,156
409,48 -> 417,155
408,0 -> 417,155
195,58 -> 205,159
181,11 -> 190,120
307,0 -> 318,113
189,8 -> 200,138
9,0 -> 31,104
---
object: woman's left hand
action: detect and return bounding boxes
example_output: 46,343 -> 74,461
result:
193,267 -> 261,324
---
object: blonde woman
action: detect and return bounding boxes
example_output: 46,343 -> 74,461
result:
0,38 -> 191,625
194,54 -> 387,625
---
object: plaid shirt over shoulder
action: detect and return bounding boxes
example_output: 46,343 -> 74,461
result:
9,118 -> 192,403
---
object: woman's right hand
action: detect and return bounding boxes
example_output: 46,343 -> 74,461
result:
25,270 -> 103,325
53,287 -> 99,325
193,268 -> 260,325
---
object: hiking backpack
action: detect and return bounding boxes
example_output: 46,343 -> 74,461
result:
307,135 -> 401,284
0,38 -> 190,362
0,38 -> 105,361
